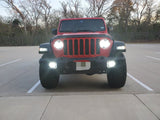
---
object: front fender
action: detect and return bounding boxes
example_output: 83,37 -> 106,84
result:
110,41 -> 126,56
39,43 -> 52,54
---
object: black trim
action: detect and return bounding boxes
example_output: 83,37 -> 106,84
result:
39,56 -> 109,74
74,40 -> 78,55
51,34 -> 112,41
64,40 -> 67,55
96,39 -> 100,54
109,41 -> 126,56
69,40 -> 73,55
85,39 -> 89,55
80,39 -> 83,55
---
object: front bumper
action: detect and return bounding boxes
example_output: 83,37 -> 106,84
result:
39,56 -> 114,74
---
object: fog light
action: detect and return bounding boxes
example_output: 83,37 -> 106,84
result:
49,62 -> 57,69
107,60 -> 116,68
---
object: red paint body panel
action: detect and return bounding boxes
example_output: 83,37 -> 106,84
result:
51,17 -> 113,59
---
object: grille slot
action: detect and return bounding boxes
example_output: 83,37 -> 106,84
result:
64,38 -> 100,55
74,40 -> 78,55
64,40 -> 67,55
69,40 -> 73,55
96,39 -> 100,54
85,39 -> 89,55
80,39 -> 83,55
91,39 -> 94,54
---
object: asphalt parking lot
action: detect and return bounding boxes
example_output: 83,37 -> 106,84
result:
0,44 -> 160,120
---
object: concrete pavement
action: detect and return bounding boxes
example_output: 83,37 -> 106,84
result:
0,94 -> 160,120
0,44 -> 160,119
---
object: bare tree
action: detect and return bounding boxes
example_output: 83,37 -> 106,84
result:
19,0 -> 42,30
108,0 -> 134,31
2,0 -> 27,33
39,0 -> 51,30
144,0 -> 156,24
130,0 -> 157,31
155,5 -> 160,23
61,1 -> 68,18
20,0 -> 51,30
60,0 -> 83,18
132,0 -> 148,26
48,10 -> 61,29
85,0 -> 112,17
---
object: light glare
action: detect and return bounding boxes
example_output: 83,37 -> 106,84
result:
39,48 -> 48,52
54,40 -> 64,50
49,62 -> 57,69
107,60 -> 116,68
117,46 -> 126,50
99,39 -> 110,49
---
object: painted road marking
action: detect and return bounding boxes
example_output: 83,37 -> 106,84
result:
127,73 -> 153,91
146,56 -> 160,61
27,73 -> 154,93
27,80 -> 40,94
0,59 -> 22,67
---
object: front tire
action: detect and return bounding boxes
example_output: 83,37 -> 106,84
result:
39,62 -> 59,89
107,53 -> 127,88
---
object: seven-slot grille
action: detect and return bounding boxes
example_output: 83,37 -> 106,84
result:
63,38 -> 100,55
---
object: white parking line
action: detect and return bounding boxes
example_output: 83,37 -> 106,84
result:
146,56 -> 160,61
0,59 -> 22,67
27,81 -> 40,94
127,73 -> 153,91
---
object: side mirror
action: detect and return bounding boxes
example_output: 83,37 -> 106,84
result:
52,29 -> 57,35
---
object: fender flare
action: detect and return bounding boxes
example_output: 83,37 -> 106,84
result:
109,41 -> 126,57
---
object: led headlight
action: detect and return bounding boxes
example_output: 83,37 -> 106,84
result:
99,39 -> 110,49
39,48 -> 48,52
54,40 -> 64,50
116,45 -> 126,50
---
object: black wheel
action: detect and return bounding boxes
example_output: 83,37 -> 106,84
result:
107,53 -> 127,88
39,62 -> 59,89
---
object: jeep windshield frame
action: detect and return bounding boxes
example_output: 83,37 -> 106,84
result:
59,19 -> 106,33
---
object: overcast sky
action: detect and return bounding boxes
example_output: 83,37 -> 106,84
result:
0,0 -> 88,17
0,0 -> 160,18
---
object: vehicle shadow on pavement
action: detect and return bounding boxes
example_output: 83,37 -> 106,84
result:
42,74 -> 122,93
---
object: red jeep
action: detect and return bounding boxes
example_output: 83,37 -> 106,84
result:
39,17 -> 127,89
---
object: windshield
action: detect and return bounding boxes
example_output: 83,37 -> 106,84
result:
59,19 -> 106,33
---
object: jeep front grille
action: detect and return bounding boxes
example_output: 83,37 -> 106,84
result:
63,38 -> 100,55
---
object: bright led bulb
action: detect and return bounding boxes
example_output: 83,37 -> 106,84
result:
117,46 -> 126,50
107,60 -> 116,68
49,62 -> 57,69
99,39 -> 110,49
39,48 -> 48,52
54,40 -> 64,50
